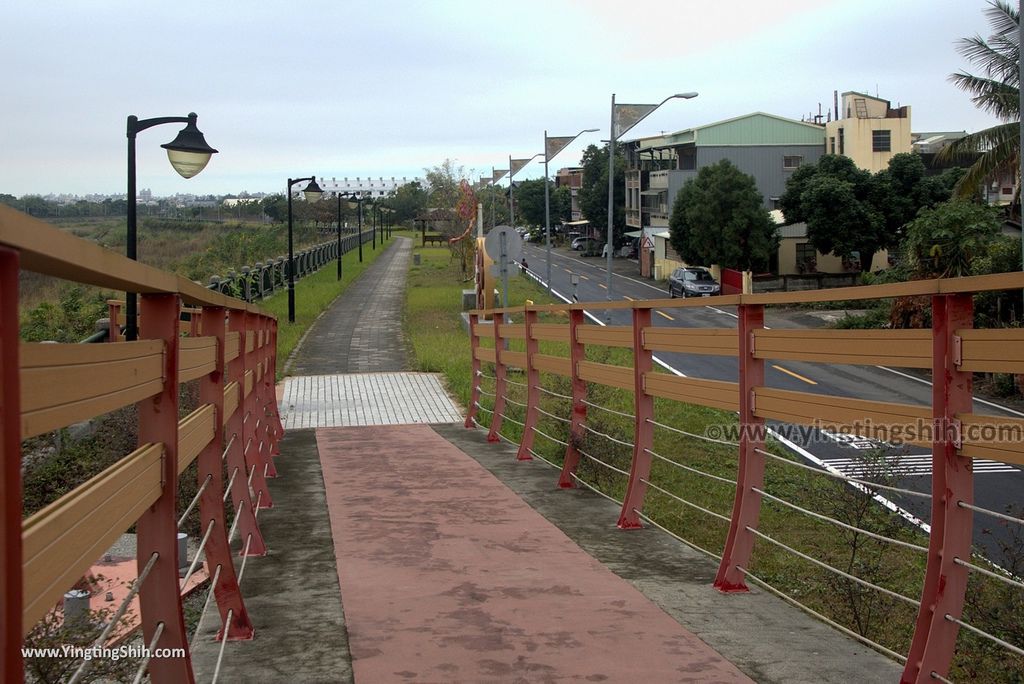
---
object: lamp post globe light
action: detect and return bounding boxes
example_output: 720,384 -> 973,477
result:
125,112 -> 217,340
286,176 -> 323,323
544,128 -> 599,294
606,93 -> 697,303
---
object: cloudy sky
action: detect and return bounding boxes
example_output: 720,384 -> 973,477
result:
1,0 -> 1008,197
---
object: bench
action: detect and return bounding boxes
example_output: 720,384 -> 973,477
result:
423,233 -> 447,246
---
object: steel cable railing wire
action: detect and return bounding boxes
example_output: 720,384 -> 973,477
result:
532,425 -> 568,447
66,552 -> 160,684
630,508 -> 723,561
752,486 -> 929,554
735,565 -> 908,663
211,609 -> 233,684
579,448 -> 631,477
177,473 -> 213,529
743,525 -> 920,607
643,447 -> 737,486
569,472 -> 623,506
581,423 -> 634,449
497,412 -> 525,427
648,417 -> 740,448
187,563 -> 223,650
952,556 -> 1024,591
503,395 -> 528,408
223,466 -> 240,503
180,519 -> 216,588
526,446 -> 561,470
944,613 -> 1024,658
130,621 -> 166,684
957,499 -> 1024,528
582,399 -> 635,420
536,405 -> 571,424
535,385 -> 573,401
754,447 -> 933,501
638,477 -> 731,523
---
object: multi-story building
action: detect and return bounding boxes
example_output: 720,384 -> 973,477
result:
319,176 -> 420,198
555,167 -> 584,221
623,112 -> 826,277
824,92 -> 911,173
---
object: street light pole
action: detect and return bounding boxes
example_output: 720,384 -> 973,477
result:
286,176 -> 323,323
356,193 -> 364,263
605,92 -> 697,303
336,192 -> 344,281
125,112 -> 217,340
545,128 -> 599,294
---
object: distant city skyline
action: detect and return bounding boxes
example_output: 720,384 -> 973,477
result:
2,0 -> 1006,197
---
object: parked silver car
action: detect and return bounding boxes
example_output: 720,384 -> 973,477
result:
667,267 -> 720,298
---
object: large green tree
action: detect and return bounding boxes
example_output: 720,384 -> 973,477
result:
390,181 -> 429,222
424,159 -> 466,211
901,201 -> 1003,278
512,179 -> 570,228
577,143 -> 625,240
939,1 -> 1020,198
668,160 -> 778,271
780,154 -> 958,265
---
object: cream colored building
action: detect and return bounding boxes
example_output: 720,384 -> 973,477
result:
824,92 -> 911,173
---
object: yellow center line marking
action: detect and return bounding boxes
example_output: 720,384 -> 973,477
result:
598,283 -> 607,289
623,296 -> 634,301
656,310 -> 674,321
579,275 -> 589,280
772,364 -> 818,385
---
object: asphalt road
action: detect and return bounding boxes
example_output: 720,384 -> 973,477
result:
520,242 -> 1023,562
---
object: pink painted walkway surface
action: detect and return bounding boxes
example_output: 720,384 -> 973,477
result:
317,424 -> 752,683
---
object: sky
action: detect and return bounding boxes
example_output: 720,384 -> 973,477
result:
1,0 -> 1009,197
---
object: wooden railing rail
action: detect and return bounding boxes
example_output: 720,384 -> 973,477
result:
467,272 -> 1024,683
0,206 -> 285,683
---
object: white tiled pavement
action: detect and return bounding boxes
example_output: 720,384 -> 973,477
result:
280,372 -> 464,428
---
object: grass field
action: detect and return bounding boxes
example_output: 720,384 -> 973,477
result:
402,240 -> 1022,682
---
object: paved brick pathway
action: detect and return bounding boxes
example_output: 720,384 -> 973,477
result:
317,424 -> 752,683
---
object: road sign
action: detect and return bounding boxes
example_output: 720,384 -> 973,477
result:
483,226 -> 523,311
484,226 -> 523,264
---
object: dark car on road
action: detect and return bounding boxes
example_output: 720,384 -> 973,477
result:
667,267 -> 721,298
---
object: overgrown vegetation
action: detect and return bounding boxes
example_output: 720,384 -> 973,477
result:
403,243 -> 1024,681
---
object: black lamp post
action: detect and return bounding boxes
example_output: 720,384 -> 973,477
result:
334,190 -> 359,280
125,112 -> 217,340
351,192 -> 366,263
286,176 -> 323,323
372,200 -> 378,250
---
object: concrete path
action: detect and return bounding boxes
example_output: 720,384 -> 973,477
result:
317,423 -> 751,683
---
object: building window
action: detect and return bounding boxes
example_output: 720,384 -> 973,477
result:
838,128 -> 844,155
783,155 -> 803,170
872,129 -> 891,152
1002,187 -> 1013,195
829,136 -> 835,154
796,242 -> 817,273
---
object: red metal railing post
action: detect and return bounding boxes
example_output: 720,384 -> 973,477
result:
197,305 -> 254,640
226,310 -> 267,556
241,312 -> 273,510
714,302 -> 766,592
464,313 -> 482,428
514,307 -> 539,461
135,293 -> 194,683
266,317 -> 284,455
487,311 -> 507,443
0,248 -> 23,683
902,294 -> 974,683
617,306 -> 654,528
252,315 -> 277,479
558,308 -> 588,488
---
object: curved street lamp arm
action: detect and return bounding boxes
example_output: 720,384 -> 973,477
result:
127,114 -> 194,138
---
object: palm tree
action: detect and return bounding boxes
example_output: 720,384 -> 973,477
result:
939,1 -> 1019,199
